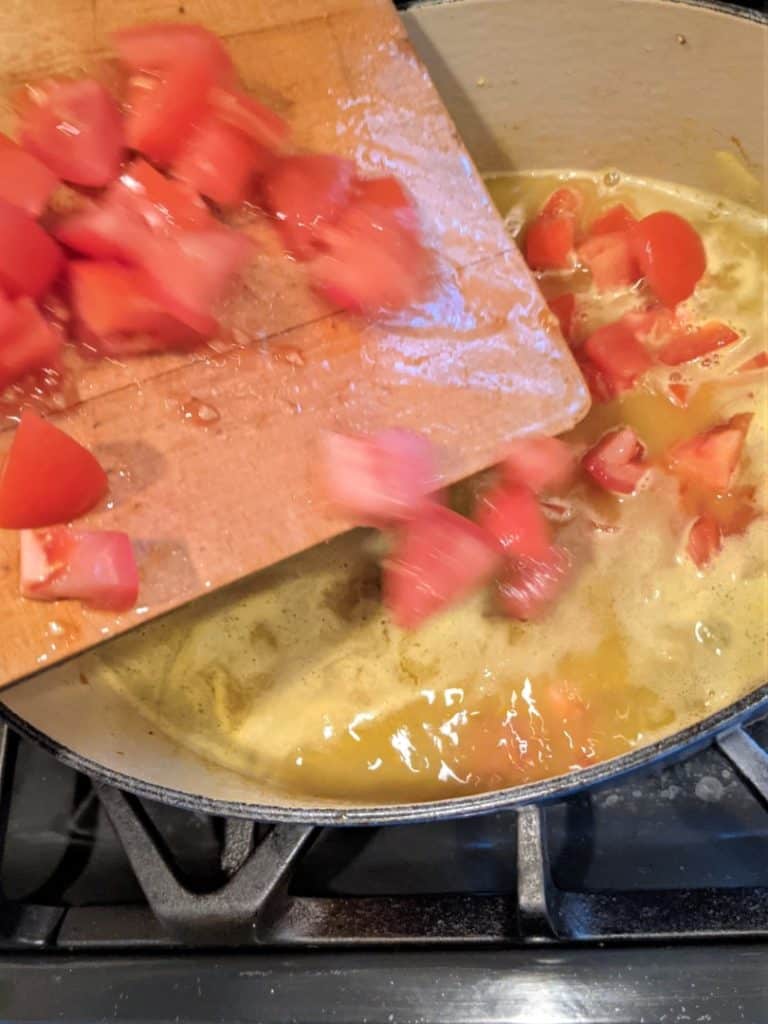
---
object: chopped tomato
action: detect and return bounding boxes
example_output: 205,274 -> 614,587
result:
524,215 -> 576,271
666,381 -> 692,408
496,545 -> 572,621
173,114 -> 259,207
583,320 -> 653,394
666,414 -> 751,493
123,64 -> 215,165
0,410 -> 108,528
0,133 -> 58,216
55,195 -> 146,262
0,197 -> 63,298
70,261 -> 202,353
209,88 -> 289,151
0,291 -> 14,337
587,203 -> 636,236
18,78 -> 124,188
575,353 -> 614,404
321,428 -> 436,525
738,351 -> 768,373
119,158 -> 212,231
577,231 -> 641,291
139,224 -> 251,335
686,515 -> 722,568
541,187 -> 584,219
621,306 -> 679,345
629,211 -> 706,307
113,22 -> 234,80
310,176 -> 428,312
657,321 -> 739,365
264,153 -> 356,260
547,292 -> 576,344
20,526 -> 138,611
475,482 -> 551,559
384,505 -> 500,629
501,435 -> 577,494
582,426 -> 648,495
0,298 -> 62,391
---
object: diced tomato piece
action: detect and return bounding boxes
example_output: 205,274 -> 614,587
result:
524,215 -> 576,271
139,224 -> 252,335
587,203 -> 636,237
0,291 -> 14,337
583,320 -> 653,394
666,414 -> 751,493
310,176 -> 428,312
621,306 -> 679,346
124,63 -> 216,165
657,321 -> 739,365
575,353 -> 614,404
630,211 -> 706,307
0,298 -> 62,391
0,133 -> 58,216
264,153 -> 356,260
577,231 -> 641,291
209,88 -> 289,151
113,22 -> 234,80
119,158 -> 212,231
496,544 -> 572,621
541,187 -> 584,219
582,426 -> 647,495
0,410 -> 108,528
321,428 -> 436,525
475,482 -> 551,559
547,292 -> 576,344
173,114 -> 259,207
384,505 -> 500,629
738,351 -> 768,373
70,261 -> 202,353
20,526 -> 138,611
666,381 -> 691,408
501,435 -> 577,495
0,197 -> 62,298
18,78 -> 123,188
55,197 -> 146,263
686,515 -> 722,568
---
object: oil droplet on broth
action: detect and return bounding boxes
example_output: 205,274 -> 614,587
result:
80,169 -> 767,806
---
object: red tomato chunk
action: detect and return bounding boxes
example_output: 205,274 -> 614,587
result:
384,505 -> 500,629
578,231 -> 640,291
582,426 -> 648,495
0,410 -> 108,529
0,133 -> 58,216
656,321 -> 740,366
502,435 -> 576,495
583,320 -> 653,394
629,211 -> 706,307
666,414 -> 751,493
496,545 -> 572,621
587,203 -> 636,236
0,298 -> 62,391
20,526 -> 138,611
547,292 -> 576,344
475,482 -> 552,559
0,197 -> 62,298
321,428 -> 436,525
686,515 -> 722,568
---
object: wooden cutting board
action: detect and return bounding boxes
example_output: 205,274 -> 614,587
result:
0,0 -> 589,689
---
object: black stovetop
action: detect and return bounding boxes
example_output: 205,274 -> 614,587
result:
2,713 -> 768,1023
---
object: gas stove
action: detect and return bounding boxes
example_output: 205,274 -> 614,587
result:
2,714 -> 768,1023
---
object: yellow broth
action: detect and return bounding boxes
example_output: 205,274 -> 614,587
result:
77,170 -> 767,802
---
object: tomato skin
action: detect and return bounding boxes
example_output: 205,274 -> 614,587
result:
0,197 -> 63,298
18,78 -> 124,188
630,211 -> 706,307
686,515 -> 722,568
501,435 -> 576,495
173,114 -> 258,207
587,203 -> 636,236
475,482 -> 552,559
70,261 -> 202,353
666,414 -> 751,493
310,176 -> 428,313
0,298 -> 62,390
264,153 -> 356,260
0,133 -> 58,216
582,426 -> 647,495
20,526 -> 138,611
0,410 -> 108,529
321,428 -> 437,525
496,544 -> 572,621
547,292 -> 576,343
524,215 -> 575,271
384,505 -> 500,629
656,321 -> 740,365
577,231 -> 641,291
583,320 -> 653,394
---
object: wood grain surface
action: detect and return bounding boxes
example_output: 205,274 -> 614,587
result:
0,0 -> 589,687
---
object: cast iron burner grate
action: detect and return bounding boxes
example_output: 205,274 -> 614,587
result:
1,715 -> 768,951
